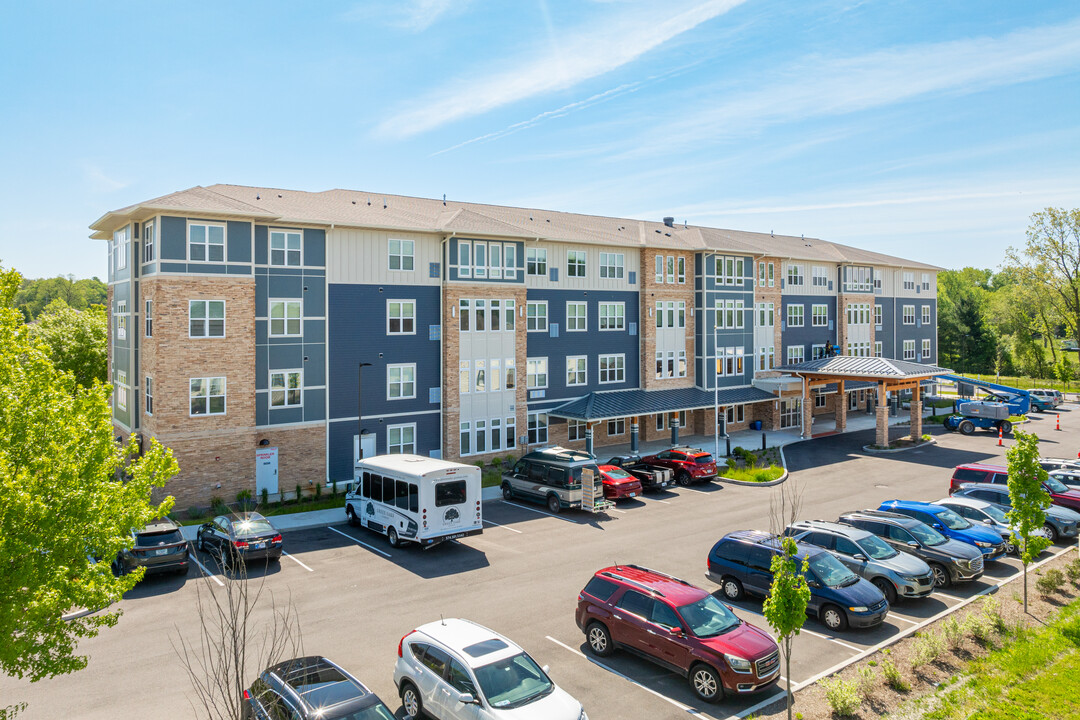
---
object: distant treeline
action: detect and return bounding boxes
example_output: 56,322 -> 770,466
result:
15,275 -> 107,321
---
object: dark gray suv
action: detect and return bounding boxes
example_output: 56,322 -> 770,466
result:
950,483 -> 1080,543
837,510 -> 983,588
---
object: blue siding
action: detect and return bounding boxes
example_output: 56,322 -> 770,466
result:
877,298 -> 895,358
227,221 -> 252,263
524,289 -> 640,400
781,295 -> 836,359
254,225 -> 268,265
327,412 -> 441,482
893,299 -> 936,363
696,252 -> 755,390
304,229 -> 326,266
161,216 -> 188,260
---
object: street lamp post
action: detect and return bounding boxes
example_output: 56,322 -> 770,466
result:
358,362 -> 373,461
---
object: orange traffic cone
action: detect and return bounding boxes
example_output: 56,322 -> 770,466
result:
1057,414 -> 1061,431
998,426 -> 1003,447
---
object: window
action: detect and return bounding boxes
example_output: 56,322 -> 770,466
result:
716,346 -> 744,376
567,250 -> 586,277
903,272 -> 915,291
657,301 -> 686,329
726,405 -> 745,423
599,302 -> 624,331
903,305 -> 915,325
846,303 -> 871,325
270,370 -> 303,407
568,420 -> 586,441
490,359 -> 502,391
812,344 -> 826,360
814,393 -> 827,408
655,255 -> 664,283
768,263 -> 775,287
922,305 -> 931,325
787,345 -> 805,364
903,339 -> 916,360
757,303 -> 775,327
846,342 -> 870,357
787,304 -> 804,327
874,304 -> 882,328
677,257 -> 686,284
114,227 -> 129,270
388,424 -> 415,454
566,302 -> 587,331
489,300 -> 501,332
527,358 -> 548,389
666,256 -> 675,284
758,261 -> 768,287
608,418 -> 625,436
388,364 -> 416,400
812,304 -> 828,327
528,412 -> 548,444
144,300 -> 153,338
189,300 -> 225,338
715,299 -> 745,329
599,252 -> 624,279
488,242 -> 502,279
474,359 -> 486,393
387,300 -> 416,334
922,273 -> 930,291
597,353 -> 625,384
268,229 -> 301,266
842,266 -> 873,292
504,244 -> 517,279
812,266 -> 828,287
144,376 -> 153,415
503,300 -> 515,330
716,255 -> 744,285
526,247 -> 547,276
459,361 -> 470,394
505,359 -> 516,390
388,238 -> 414,271
190,377 -> 226,416
186,223 -> 225,262
526,301 -> 547,331
489,418 -> 503,451
758,346 -> 775,370
566,356 -> 587,386
505,416 -> 516,450
874,270 -> 882,291
655,414 -> 665,431
787,264 -> 804,286
269,300 -> 302,337
922,339 -> 932,359
116,301 -> 127,340
142,222 -> 155,263
874,341 -> 883,357
458,241 -> 471,278
116,371 -> 128,411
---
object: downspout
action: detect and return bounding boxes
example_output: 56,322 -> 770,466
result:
441,233 -> 456,459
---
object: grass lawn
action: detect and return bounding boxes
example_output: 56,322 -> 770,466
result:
916,598 -> 1080,719
720,465 -> 784,482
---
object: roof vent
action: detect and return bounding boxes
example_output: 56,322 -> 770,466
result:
663,216 -> 675,227
443,193 -> 446,206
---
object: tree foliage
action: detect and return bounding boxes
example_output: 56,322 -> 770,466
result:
28,300 -> 108,388
14,275 -> 107,322
937,267 -> 999,373
1005,429 -> 1053,613
0,264 -> 178,684
1008,207 -> 1080,350
764,536 -> 810,720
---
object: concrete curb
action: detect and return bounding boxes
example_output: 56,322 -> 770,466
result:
720,471 -> 788,487
861,437 -> 938,454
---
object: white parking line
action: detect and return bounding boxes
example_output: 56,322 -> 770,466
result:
609,508 -> 628,514
499,501 -> 581,523
282,551 -> 313,572
648,498 -> 672,504
679,487 -> 712,495
482,519 -> 523,534
725,690 -> 788,720
797,627 -> 863,653
889,614 -> 920,626
190,554 -> 225,587
327,526 -> 393,558
545,636 -> 699,715
932,591 -> 968,603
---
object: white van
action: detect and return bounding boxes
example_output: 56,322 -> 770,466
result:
345,454 -> 483,549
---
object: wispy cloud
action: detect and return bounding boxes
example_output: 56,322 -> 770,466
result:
82,164 -> 128,193
342,0 -> 469,32
375,0 -> 748,138
626,16 -> 1080,155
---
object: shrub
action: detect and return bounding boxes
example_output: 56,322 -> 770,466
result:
236,489 -> 254,511
186,505 -> 204,521
820,676 -> 862,717
881,659 -> 909,692
855,665 -> 875,696
474,460 -> 484,470
941,616 -> 965,650
1066,558 -> 1080,583
921,433 -> 932,442
295,483 -> 303,503
1036,568 -> 1065,596
753,470 -> 773,483
315,482 -> 323,500
979,595 -> 1007,634
260,487 -> 269,507
330,482 -> 338,498
725,457 -> 737,470
209,495 -> 228,515
964,613 -> 991,644
911,631 -> 945,668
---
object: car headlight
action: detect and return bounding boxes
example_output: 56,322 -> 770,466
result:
724,653 -> 752,673
898,573 -> 923,582
974,541 -> 992,548
849,606 -> 869,613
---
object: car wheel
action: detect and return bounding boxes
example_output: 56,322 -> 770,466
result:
346,505 -> 357,526
1001,420 -> 1013,434
821,605 -> 848,632
930,563 -> 951,588
546,494 -> 561,514
400,681 -> 423,720
677,471 -> 693,487
111,559 -> 124,577
1043,522 -> 1059,543
1004,541 -> 1017,555
872,577 -> 897,605
689,663 -> 723,703
586,622 -> 614,657
721,576 -> 744,601
502,483 -> 514,501
387,527 -> 400,548
959,420 -> 975,435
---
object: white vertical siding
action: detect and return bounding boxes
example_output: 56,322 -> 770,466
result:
327,228 -> 442,286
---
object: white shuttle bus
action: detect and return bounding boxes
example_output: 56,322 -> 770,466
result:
345,454 -> 483,549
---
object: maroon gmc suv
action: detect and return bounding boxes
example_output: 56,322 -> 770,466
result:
640,447 -> 718,486
576,565 -> 780,703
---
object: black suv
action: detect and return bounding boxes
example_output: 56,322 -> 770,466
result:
113,517 -> 189,577
243,656 -> 395,720
837,510 -> 983,588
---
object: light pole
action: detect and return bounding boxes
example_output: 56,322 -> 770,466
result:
714,318 -> 720,459
358,362 -> 373,461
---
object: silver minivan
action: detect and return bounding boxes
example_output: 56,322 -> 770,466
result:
1031,389 -> 1063,408
501,446 -> 605,514
785,520 -> 935,604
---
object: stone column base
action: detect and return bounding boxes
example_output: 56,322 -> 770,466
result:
909,401 -> 923,441
876,405 -> 889,447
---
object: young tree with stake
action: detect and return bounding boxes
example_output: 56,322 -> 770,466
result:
1005,430 -> 1053,613
764,482 -> 809,720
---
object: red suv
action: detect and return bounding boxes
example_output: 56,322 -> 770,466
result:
575,565 -> 779,703
640,447 -> 717,486
950,463 -> 1080,513
597,465 -> 644,500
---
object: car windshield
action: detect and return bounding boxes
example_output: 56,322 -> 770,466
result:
603,467 -> 633,480
935,507 -> 971,530
856,534 -> 897,560
135,530 -> 183,546
234,519 -> 276,537
694,455 -> 714,465
908,522 -> 948,546
807,552 -> 860,588
337,705 -> 398,720
981,504 -> 1010,524
675,595 -> 741,638
473,652 -> 553,709
1045,477 -> 1070,494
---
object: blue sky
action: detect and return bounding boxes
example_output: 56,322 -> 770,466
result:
1,1 -> 1078,279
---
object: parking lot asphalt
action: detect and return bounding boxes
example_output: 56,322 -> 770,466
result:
4,405 -> 1078,720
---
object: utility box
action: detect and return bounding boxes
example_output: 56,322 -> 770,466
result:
958,401 -> 1009,420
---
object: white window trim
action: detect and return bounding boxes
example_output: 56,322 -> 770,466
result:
922,306 -> 931,325
269,228 -> 303,267
566,355 -> 588,386
269,298 -> 303,338
387,363 -> 417,401
387,423 -> 417,455
527,357 -> 548,389
142,221 -> 155,264
187,221 -> 227,263
787,304 -> 804,328
902,305 -> 915,325
599,353 -> 626,384
811,304 -> 828,327
188,299 -> 226,339
526,301 -> 548,332
144,299 -> 153,338
116,371 -> 128,412
526,247 -> 547,276
922,339 -> 932,358
599,252 -> 625,279
115,301 -> 127,341
386,299 -> 417,335
567,250 -> 587,278
599,302 -> 625,331
387,238 -> 416,272
566,301 -> 587,332
144,375 -> 153,416
190,376 -> 227,417
269,369 -> 304,408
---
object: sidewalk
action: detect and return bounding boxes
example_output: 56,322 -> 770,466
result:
179,507 -> 346,541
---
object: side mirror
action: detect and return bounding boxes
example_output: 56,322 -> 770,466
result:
907,541 -> 919,549
807,580 -> 821,589
932,523 -> 944,530
541,665 -> 550,674
457,692 -> 479,706
853,553 -> 867,562
669,626 -> 684,636
345,482 -> 355,494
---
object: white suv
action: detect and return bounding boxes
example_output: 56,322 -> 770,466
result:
393,618 -> 586,720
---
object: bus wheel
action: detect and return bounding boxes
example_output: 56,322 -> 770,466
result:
387,527 -> 400,548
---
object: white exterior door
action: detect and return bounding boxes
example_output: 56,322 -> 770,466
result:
354,433 -> 377,465
255,447 -> 279,495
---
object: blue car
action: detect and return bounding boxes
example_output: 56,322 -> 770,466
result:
708,530 -> 889,632
877,500 -> 1006,560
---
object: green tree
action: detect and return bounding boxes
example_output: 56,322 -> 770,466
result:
937,268 -> 1000,373
763,536 -> 810,720
13,275 -> 107,321
28,300 -> 108,387
0,264 -> 178,691
1005,430 -> 1053,613
1055,355 -> 1075,390
1006,208 -> 1080,350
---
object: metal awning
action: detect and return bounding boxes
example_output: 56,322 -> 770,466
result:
546,386 -> 776,423
773,356 -> 951,379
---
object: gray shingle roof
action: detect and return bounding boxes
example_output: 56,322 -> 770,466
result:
773,356 -> 951,378
548,386 -> 777,422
